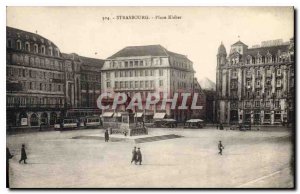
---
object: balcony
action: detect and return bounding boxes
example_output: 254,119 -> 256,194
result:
255,84 -> 261,89
230,86 -> 238,90
245,85 -> 252,90
6,103 -> 65,109
255,75 -> 262,79
114,87 -> 155,92
266,73 -> 272,78
244,104 -> 252,108
246,74 -> 252,78
276,83 -> 283,88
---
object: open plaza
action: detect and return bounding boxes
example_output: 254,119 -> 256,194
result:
7,126 -> 294,188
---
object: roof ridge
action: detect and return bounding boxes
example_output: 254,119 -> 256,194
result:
159,45 -> 169,57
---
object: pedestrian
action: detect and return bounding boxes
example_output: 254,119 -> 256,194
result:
105,129 -> 109,142
216,124 -> 219,130
220,124 -> 224,130
6,147 -> 14,188
218,141 -> 224,155
131,146 -> 137,164
19,144 -> 27,164
136,148 -> 142,165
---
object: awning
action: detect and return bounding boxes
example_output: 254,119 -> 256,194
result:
153,113 -> 166,119
186,119 -> 204,123
113,112 -> 122,117
135,113 -> 143,118
102,112 -> 114,117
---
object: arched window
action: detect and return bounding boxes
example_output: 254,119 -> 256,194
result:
252,57 -> 256,64
246,57 -> 251,64
7,39 -> 12,48
16,40 -> 22,50
30,113 -> 39,126
25,42 -> 30,52
33,44 -> 38,53
41,45 -> 46,54
55,48 -> 60,57
262,56 -> 265,63
48,47 -> 53,56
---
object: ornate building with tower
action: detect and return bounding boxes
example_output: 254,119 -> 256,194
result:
216,38 -> 294,125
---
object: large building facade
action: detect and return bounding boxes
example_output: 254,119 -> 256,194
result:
6,27 -> 103,128
216,38 -> 294,125
101,45 -> 203,122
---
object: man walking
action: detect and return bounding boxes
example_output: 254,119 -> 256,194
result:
136,148 -> 142,165
105,129 -> 109,142
131,147 -> 137,164
218,141 -> 224,155
19,144 -> 27,164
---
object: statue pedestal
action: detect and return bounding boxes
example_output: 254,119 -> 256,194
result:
115,112 -> 148,136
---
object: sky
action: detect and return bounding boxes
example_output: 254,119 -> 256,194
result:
6,7 -> 294,82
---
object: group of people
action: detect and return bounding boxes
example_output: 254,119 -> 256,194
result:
131,146 -> 142,165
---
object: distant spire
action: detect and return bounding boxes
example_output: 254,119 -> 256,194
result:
35,30 -> 38,34
238,35 -> 240,40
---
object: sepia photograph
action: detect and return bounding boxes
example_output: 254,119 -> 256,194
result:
5,6 -> 295,188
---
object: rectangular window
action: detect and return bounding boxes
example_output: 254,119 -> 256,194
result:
277,79 -> 281,85
134,61 -> 139,66
130,61 -> 133,67
145,81 -> 149,88
256,80 -> 260,86
115,81 -> 119,89
140,61 -> 144,66
275,101 -> 280,108
159,69 -> 163,76
277,68 -> 281,76
150,70 -> 154,76
159,80 -> 163,86
135,70 -> 138,77
140,81 -> 144,88
125,81 -> 128,88
145,70 -> 149,76
106,72 -> 111,79
125,61 -> 128,67
130,81 -> 133,88
150,80 -> 154,88
276,90 -> 281,97
129,71 -> 133,77
265,101 -> 270,107
135,81 -> 139,88
115,71 -> 118,77
140,70 -> 144,77
106,81 -> 110,88
120,81 -> 124,89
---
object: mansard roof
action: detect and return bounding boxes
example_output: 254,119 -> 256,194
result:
107,44 -> 191,62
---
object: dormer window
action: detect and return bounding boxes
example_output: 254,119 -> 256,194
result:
48,47 -> 53,56
16,40 -> 22,50
55,48 -> 60,57
25,42 -> 30,52
7,39 -> 12,48
41,45 -> 45,54
34,44 -> 38,53
252,57 -> 256,64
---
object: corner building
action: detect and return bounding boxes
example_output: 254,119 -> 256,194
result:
216,39 -> 294,125
101,45 -> 200,122
6,26 -> 103,128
